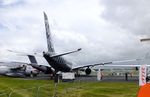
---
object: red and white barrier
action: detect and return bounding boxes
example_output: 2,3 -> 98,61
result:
139,64 -> 147,86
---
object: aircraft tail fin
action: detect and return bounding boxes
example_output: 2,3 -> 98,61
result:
43,12 -> 55,53
27,55 -> 38,64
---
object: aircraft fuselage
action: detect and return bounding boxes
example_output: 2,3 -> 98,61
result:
43,53 -> 71,72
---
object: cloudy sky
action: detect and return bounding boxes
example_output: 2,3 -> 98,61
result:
0,0 -> 150,67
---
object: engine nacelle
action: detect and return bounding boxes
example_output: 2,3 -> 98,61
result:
39,65 -> 54,74
85,67 -> 91,75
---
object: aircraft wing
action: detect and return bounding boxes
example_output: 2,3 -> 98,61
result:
72,58 -> 142,70
10,66 -> 25,71
72,62 -> 112,70
102,64 -> 150,67
0,61 -> 26,71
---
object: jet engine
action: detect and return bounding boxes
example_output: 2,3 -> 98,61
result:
39,65 -> 54,74
85,67 -> 91,75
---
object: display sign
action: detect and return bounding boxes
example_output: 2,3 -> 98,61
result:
139,64 -> 147,86
62,72 -> 75,80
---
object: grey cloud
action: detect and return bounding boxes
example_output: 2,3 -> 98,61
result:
101,0 -> 150,35
0,0 -> 24,7
0,0 -> 149,66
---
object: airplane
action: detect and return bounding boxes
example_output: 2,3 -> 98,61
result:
0,61 -> 39,77
8,12 -> 144,77
7,50 -> 55,76
27,55 -> 54,74
42,12 -> 142,76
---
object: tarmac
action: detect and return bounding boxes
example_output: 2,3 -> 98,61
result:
20,74 -> 139,82
75,75 -> 139,82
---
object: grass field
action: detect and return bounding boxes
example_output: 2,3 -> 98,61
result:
0,76 -> 139,97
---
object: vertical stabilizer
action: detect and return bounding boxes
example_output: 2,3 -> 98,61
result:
43,12 -> 55,53
28,55 -> 38,64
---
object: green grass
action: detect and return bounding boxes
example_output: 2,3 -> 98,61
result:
0,76 -> 139,97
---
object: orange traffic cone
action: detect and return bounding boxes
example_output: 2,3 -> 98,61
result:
138,83 -> 150,97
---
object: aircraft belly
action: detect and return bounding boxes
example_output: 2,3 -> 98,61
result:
43,52 -> 71,72
51,62 -> 70,72
46,60 -> 71,72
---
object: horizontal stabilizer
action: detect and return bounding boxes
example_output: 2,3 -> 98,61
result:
7,49 -> 42,57
50,48 -> 82,58
27,55 -> 38,64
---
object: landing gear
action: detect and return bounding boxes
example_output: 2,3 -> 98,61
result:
53,71 -> 59,83
54,74 -> 59,83
30,71 -> 34,78
53,72 -> 59,97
